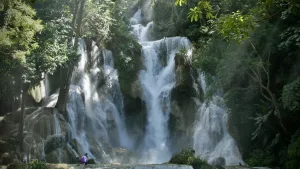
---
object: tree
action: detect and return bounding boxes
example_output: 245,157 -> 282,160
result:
0,0 -> 43,152
55,0 -> 86,115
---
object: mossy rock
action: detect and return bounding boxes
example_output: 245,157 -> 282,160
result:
169,148 -> 216,169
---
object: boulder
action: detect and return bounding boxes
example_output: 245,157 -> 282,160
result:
44,135 -> 66,154
45,148 -> 77,164
87,158 -> 96,164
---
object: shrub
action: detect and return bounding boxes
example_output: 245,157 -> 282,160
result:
27,160 -> 48,169
246,149 -> 274,167
7,160 -> 48,169
286,130 -> 300,169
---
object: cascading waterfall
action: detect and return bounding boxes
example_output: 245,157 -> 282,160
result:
192,73 -> 244,165
42,39 -> 132,162
102,49 -> 132,149
66,39 -> 132,159
35,4 -> 243,165
130,9 -> 192,163
130,6 -> 243,165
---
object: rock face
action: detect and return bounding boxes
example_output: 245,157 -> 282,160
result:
169,53 -> 202,152
0,107 -> 78,164
22,108 -> 75,163
140,0 -> 153,25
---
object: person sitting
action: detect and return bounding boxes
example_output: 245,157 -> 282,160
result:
80,153 -> 88,169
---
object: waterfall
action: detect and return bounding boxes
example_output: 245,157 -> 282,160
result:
192,73 -> 244,165
130,5 -> 243,165
130,9 -> 192,163
102,49 -> 132,149
41,38 -> 132,162
65,39 -> 132,159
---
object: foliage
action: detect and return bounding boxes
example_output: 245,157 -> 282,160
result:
187,1 -> 214,22
152,0 -> 177,39
175,0 -> 214,21
25,160 -> 48,169
278,24 -> 300,50
184,0 -> 300,166
169,148 -> 216,169
282,77 -> 300,111
82,0 -> 115,42
106,0 -> 141,95
215,11 -> 256,43
8,160 -> 48,169
0,0 -> 43,67
0,0 -> 43,100
246,149 -> 275,167
286,130 -> 300,169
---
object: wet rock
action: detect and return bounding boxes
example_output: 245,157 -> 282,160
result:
130,80 -> 142,99
0,152 -> 13,165
44,135 -> 66,154
211,157 -> 226,166
87,158 -> 96,164
45,148 -> 74,163
168,53 -> 200,152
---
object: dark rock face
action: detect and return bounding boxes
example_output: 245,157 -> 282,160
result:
169,53 -> 203,153
87,158 -> 96,164
227,109 -> 255,158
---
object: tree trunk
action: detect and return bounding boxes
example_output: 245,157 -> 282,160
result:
266,88 -> 289,135
18,81 -> 26,153
56,66 -> 73,117
75,0 -> 86,45
56,0 -> 86,116
71,0 -> 79,29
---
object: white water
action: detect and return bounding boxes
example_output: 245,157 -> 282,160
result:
42,39 -> 132,162
130,6 -> 243,165
102,49 -> 132,149
193,73 -> 244,165
66,39 -> 132,159
130,10 -> 192,163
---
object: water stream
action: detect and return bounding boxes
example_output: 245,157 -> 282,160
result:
192,74 -> 244,165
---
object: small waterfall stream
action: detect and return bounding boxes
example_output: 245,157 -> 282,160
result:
192,74 -> 244,165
